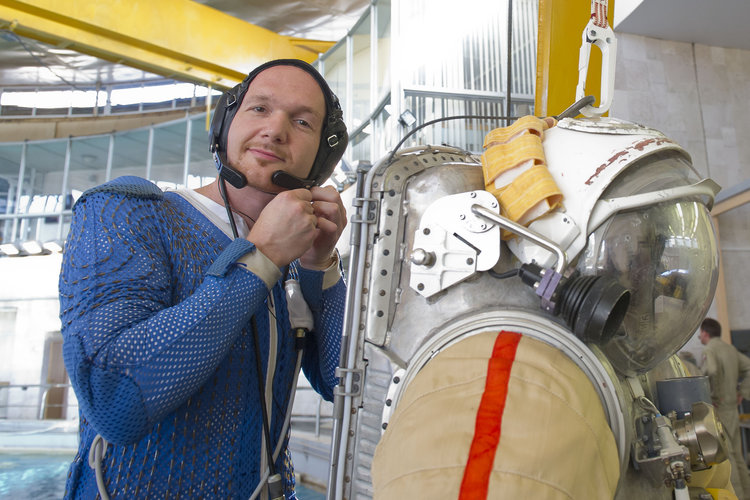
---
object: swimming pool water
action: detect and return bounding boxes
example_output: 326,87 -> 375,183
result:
0,451 -> 325,499
0,451 -> 71,500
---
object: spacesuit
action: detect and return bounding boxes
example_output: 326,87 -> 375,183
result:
327,116 -> 734,500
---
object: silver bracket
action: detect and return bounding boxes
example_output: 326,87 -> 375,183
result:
351,196 -> 379,225
333,367 -> 363,398
409,190 -> 501,297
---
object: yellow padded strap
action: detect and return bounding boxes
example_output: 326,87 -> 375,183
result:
487,163 -> 562,225
482,115 -> 546,147
481,134 -> 546,185
481,115 -> 562,233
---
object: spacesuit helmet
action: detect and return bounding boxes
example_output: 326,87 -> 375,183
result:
575,149 -> 719,375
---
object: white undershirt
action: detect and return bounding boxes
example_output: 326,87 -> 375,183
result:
171,187 -> 250,239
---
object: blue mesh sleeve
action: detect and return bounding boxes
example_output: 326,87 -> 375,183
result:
60,190 -> 269,445
297,264 -> 346,401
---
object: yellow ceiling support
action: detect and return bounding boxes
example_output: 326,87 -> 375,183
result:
0,0 -> 335,90
536,0 -> 612,117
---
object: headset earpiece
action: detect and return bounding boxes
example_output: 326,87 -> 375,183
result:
209,84 -> 248,188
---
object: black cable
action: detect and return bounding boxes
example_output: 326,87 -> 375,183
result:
388,114 -> 517,164
219,175 -> 281,494
488,268 -> 521,280
218,177 -> 239,239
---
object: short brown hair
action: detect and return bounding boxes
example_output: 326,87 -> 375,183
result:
701,317 -> 721,338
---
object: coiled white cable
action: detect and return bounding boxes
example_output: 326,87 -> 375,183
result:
88,433 -> 110,500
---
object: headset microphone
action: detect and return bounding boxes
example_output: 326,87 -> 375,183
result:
271,170 -> 316,190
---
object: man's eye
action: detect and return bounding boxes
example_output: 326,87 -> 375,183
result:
296,119 -> 311,128
252,106 -> 266,113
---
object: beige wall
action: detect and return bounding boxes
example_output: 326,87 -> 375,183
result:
611,33 -> 750,338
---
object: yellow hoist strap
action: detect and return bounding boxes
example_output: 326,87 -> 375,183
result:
481,134 -> 546,186
486,164 -> 562,226
482,115 -> 546,147
480,116 -> 561,235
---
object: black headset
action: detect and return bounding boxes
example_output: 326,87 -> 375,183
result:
209,59 -> 348,189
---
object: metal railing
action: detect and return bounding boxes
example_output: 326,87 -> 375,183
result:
290,385 -> 334,437
0,383 -> 77,420
0,382 -> 332,436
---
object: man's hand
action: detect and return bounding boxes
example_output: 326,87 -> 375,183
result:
300,186 -> 348,270
249,188 -> 319,268
248,186 -> 347,269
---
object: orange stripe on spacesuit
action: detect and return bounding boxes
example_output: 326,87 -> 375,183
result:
458,331 -> 521,500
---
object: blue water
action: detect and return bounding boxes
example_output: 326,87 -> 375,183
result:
0,451 -> 71,500
0,451 -> 324,499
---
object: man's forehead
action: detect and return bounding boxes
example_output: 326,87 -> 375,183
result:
252,65 -> 324,94
246,65 -> 326,111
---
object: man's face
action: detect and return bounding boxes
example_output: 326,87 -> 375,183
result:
699,329 -> 709,345
226,65 -> 325,192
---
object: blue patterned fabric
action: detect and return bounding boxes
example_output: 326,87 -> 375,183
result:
59,176 -> 345,499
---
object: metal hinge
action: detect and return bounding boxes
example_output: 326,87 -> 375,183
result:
350,196 -> 379,225
333,367 -> 363,397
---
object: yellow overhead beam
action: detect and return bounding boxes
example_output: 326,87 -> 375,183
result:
0,0 -> 335,90
536,0 -> 612,117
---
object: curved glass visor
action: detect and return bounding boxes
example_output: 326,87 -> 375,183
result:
580,201 -> 718,374
576,154 -> 719,375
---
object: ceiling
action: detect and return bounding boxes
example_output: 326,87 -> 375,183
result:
614,0 -> 750,51
0,1 -> 747,89
0,0 -> 369,88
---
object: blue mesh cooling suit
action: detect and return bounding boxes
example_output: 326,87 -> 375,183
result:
59,176 -> 345,499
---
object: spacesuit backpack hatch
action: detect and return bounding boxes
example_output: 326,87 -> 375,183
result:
327,114 -> 733,500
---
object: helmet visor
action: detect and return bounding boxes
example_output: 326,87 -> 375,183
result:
577,153 -> 719,375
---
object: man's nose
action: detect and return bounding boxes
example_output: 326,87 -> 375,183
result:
262,112 -> 289,142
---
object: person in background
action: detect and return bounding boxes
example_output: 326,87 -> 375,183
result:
700,317 -> 750,499
59,59 -> 348,499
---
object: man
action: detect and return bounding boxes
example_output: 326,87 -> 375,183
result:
59,59 -> 348,499
700,317 -> 750,499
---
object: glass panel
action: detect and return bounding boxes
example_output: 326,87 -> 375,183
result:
403,94 -> 533,153
376,0 -> 391,101
0,144 -> 21,214
395,0 -> 536,100
150,120 -> 188,188
19,141 -> 67,241
0,82 -> 215,118
322,42 -> 348,119
0,91 -> 34,116
512,0 -> 538,97
351,10 -> 372,128
372,101 -> 393,161
350,130 -> 370,163
67,136 -> 112,192
0,144 -> 22,242
110,129 -> 148,180
397,0 -> 504,92
187,115 -> 216,189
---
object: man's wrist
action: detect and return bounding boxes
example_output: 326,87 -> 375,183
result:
300,253 -> 337,271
